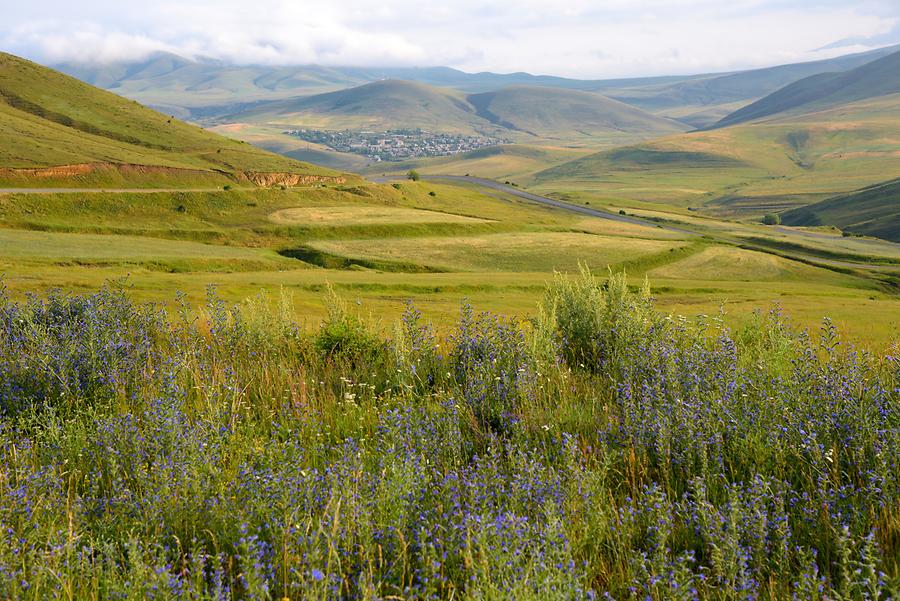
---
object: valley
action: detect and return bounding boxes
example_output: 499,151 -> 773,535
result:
0,47 -> 898,346
3,6 -> 900,597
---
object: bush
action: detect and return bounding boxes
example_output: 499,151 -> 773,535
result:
542,267 -> 657,374
762,213 -> 781,225
407,170 -> 420,181
314,285 -> 383,365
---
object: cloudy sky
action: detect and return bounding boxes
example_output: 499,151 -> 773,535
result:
3,1 -> 900,78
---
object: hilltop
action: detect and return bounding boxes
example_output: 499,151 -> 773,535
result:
715,48 -> 900,127
780,178 -> 900,242
0,52 -> 340,187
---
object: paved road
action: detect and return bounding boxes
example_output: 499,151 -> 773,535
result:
373,175 -> 698,236
0,187 -> 226,194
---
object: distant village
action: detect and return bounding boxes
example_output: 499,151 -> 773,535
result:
284,128 -> 508,161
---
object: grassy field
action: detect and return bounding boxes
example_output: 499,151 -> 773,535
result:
0,178 -> 896,348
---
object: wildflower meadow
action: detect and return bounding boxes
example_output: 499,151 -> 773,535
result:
0,270 -> 897,599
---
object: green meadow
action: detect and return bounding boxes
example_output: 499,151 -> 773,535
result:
1,178 -> 897,348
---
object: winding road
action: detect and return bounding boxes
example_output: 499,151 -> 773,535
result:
373,175 -> 698,235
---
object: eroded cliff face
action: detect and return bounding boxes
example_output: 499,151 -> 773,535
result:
0,163 -> 98,178
0,162 -> 346,188
242,172 -> 346,187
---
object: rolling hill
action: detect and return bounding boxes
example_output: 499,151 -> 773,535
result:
780,178 -> 900,242
533,90 -> 900,213
226,80 -> 686,144
467,86 -> 686,139
0,52 -> 339,187
715,48 -> 900,127
233,80 -> 488,133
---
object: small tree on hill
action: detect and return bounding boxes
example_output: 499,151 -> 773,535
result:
762,213 -> 781,225
407,170 -> 420,181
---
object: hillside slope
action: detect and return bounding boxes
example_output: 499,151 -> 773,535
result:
236,80 -> 487,133
227,80 -> 686,143
780,178 -> 900,242
716,49 -> 900,127
0,52 -> 338,187
606,44 -> 897,127
534,92 -> 900,213
467,86 -> 686,139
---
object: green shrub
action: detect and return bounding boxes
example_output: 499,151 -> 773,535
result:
543,267 -> 657,374
762,213 -> 781,225
314,285 -> 383,365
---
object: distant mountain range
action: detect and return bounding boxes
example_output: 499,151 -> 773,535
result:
54,45 -> 900,128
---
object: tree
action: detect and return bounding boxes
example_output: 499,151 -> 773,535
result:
407,170 -> 420,181
762,213 -> 781,225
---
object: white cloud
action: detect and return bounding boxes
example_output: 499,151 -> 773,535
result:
1,0 -> 897,77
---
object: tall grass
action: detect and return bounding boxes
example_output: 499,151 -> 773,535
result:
0,272 -> 897,599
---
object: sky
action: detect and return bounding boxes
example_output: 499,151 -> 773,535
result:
2,0 -> 900,78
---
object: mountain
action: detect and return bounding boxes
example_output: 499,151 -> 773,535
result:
780,178 -> 900,242
467,86 -> 686,138
715,49 -> 900,128
0,52 -> 338,187
53,46 -> 898,127
227,80 -> 686,143
604,45 -> 899,128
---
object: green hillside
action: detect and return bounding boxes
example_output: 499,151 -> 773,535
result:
0,52 -> 339,187
227,80 -> 686,144
780,178 -> 900,242
467,86 -> 686,140
533,92 -> 900,214
716,49 -> 900,127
